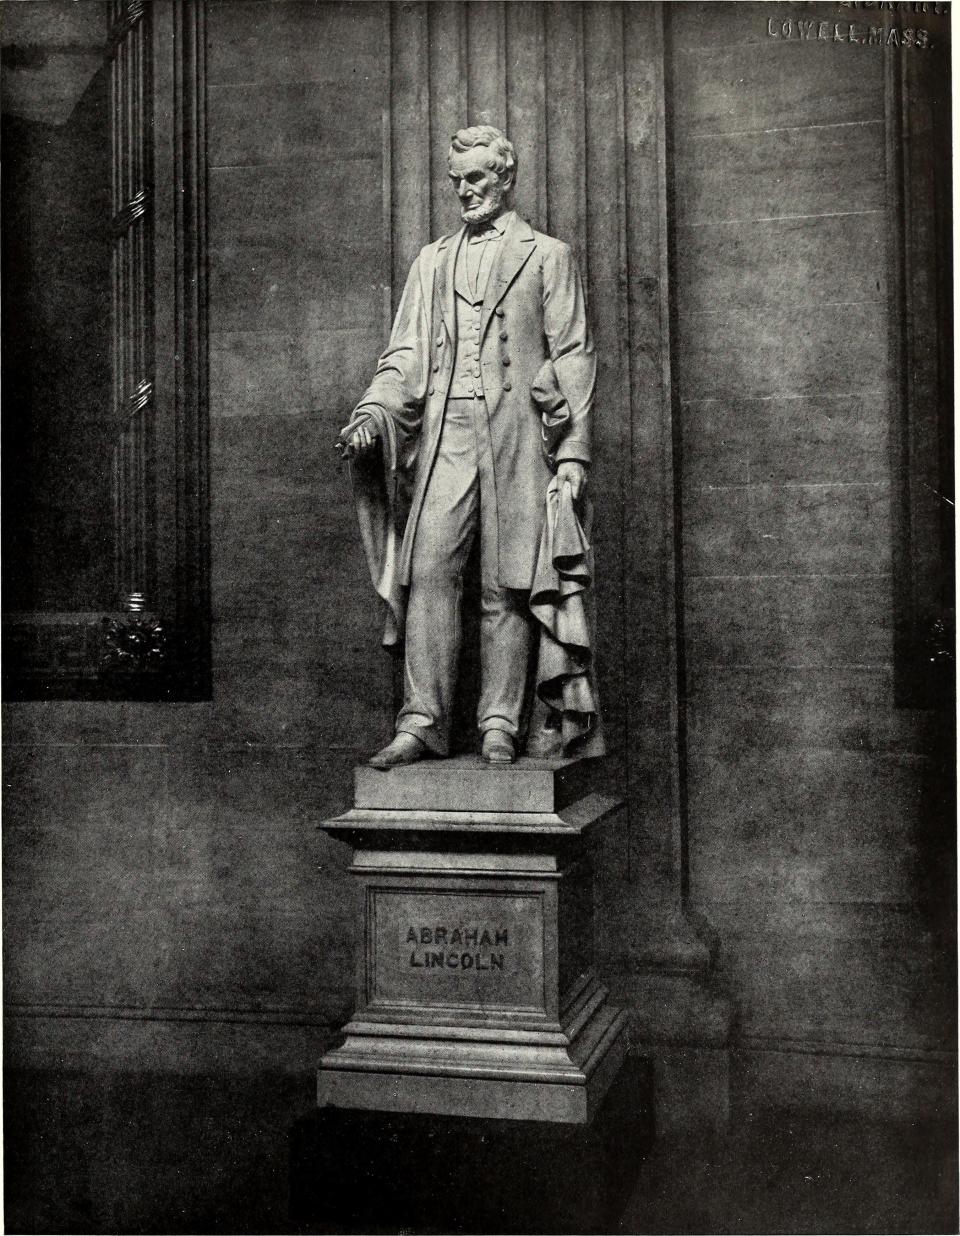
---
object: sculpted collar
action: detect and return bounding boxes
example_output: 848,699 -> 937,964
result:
466,209 -> 514,243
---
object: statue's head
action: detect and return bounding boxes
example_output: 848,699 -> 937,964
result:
447,125 -> 516,226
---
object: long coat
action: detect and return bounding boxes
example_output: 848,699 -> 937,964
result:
354,211 -> 596,591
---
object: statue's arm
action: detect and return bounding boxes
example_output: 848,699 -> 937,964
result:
341,256 -> 429,454
541,241 -> 596,471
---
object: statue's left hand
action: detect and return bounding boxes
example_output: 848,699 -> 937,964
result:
557,460 -> 587,501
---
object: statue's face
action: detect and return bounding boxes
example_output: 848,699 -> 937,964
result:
448,147 -> 509,225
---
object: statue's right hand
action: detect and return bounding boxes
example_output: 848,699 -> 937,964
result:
338,415 -> 380,459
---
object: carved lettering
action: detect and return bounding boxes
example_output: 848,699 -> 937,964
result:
405,951 -> 508,971
404,923 -> 512,974
767,12 -> 932,46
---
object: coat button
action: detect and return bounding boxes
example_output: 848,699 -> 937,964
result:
499,331 -> 508,341
495,307 -> 505,317
502,380 -> 512,391
502,356 -> 511,366
428,387 -> 435,396
432,362 -> 440,372
436,335 -> 444,347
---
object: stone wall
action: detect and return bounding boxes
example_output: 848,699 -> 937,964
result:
668,1 -> 954,1114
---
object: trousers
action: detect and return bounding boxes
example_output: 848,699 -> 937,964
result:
396,397 -> 534,755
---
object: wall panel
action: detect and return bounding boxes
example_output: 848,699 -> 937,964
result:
505,3 -> 547,230
5,0 -> 392,1068
667,0 -> 953,1064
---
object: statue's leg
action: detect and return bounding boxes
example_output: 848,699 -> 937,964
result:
396,400 -> 480,756
476,499 -> 534,748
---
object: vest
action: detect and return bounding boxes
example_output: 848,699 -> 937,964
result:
448,292 -> 485,399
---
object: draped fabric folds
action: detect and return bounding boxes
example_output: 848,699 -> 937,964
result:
528,475 -> 605,758
340,406 -> 408,649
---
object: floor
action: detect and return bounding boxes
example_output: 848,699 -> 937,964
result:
4,1068 -> 957,1234
619,1111 -> 958,1235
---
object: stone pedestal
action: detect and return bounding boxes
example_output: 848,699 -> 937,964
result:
317,756 -> 629,1124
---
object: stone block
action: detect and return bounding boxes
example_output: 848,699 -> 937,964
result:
354,754 -> 596,814
318,761 -> 629,1123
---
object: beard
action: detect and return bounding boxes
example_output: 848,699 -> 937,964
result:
461,185 -> 505,225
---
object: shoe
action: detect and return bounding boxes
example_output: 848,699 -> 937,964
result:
481,730 -> 516,764
368,733 -> 428,769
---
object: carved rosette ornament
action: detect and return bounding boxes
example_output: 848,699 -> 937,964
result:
99,593 -> 167,678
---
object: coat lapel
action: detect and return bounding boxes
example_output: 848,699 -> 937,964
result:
434,226 -> 466,338
480,213 -> 537,341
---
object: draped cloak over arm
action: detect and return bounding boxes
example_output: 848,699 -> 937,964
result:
528,359 -> 605,759
338,251 -> 433,647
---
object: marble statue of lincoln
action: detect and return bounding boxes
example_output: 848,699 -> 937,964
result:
339,125 -> 599,769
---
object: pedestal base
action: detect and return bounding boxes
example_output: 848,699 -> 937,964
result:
318,995 -> 629,1123
318,757 -> 628,1124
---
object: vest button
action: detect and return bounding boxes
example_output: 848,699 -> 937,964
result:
499,331 -> 508,341
428,387 -> 435,396
502,381 -> 512,391
432,363 -> 440,372
495,307 -> 505,317
436,336 -> 444,347
502,356 -> 511,366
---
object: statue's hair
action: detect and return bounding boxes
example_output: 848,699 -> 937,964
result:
449,125 -> 517,184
